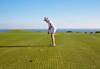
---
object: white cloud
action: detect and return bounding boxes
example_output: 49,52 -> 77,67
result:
0,17 -> 100,29
55,22 -> 100,29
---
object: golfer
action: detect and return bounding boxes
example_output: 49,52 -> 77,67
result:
44,17 -> 56,47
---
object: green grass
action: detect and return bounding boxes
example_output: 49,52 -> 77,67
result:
0,30 -> 100,69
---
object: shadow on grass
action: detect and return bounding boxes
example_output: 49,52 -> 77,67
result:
0,45 -> 50,48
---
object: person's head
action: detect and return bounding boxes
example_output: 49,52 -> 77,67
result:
44,17 -> 49,22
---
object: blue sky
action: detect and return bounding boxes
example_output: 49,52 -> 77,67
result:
0,0 -> 100,29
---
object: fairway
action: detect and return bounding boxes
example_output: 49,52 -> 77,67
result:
0,30 -> 100,69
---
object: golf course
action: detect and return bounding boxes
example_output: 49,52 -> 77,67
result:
0,30 -> 100,69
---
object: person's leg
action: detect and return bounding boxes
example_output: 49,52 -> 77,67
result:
50,34 -> 56,46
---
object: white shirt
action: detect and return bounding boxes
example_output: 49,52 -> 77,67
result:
48,20 -> 56,29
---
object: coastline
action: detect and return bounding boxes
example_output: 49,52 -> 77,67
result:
0,28 -> 100,33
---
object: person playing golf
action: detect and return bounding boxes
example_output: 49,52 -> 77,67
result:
44,17 -> 56,47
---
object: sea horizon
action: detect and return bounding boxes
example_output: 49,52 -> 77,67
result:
0,28 -> 100,33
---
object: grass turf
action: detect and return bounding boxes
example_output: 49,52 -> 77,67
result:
0,30 -> 100,69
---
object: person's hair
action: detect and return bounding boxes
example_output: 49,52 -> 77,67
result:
44,17 -> 49,21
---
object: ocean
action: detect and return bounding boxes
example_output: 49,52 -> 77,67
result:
0,29 -> 100,33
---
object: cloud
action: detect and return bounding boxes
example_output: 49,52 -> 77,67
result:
54,21 -> 100,29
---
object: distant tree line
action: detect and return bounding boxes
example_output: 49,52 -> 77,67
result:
66,31 -> 100,33
95,31 -> 100,33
